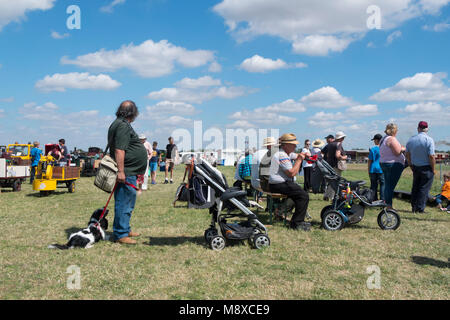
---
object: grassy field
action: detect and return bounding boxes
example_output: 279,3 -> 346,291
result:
0,164 -> 449,300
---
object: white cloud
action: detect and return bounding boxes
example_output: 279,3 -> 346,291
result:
148,76 -> 250,104
61,39 -> 215,78
226,120 -> 256,128
0,0 -> 56,31
144,101 -> 197,116
292,35 -> 354,56
0,96 -> 14,103
423,22 -> 450,31
208,61 -> 222,73
100,0 -> 126,13
255,99 -> 306,113
175,76 -> 221,89
386,30 -> 402,45
0,109 -> 5,118
240,55 -> 287,73
213,0 -> 450,56
35,72 -> 121,92
51,30 -> 69,39
346,104 -> 379,116
300,86 -> 354,108
403,102 -> 443,113
229,110 -> 296,125
371,72 -> 450,103
239,55 -> 307,72
19,102 -> 61,120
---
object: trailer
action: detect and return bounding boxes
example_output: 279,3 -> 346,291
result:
0,158 -> 29,191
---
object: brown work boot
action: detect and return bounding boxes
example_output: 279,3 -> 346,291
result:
116,237 -> 137,245
128,231 -> 141,237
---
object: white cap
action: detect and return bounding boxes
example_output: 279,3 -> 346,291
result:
335,131 -> 346,140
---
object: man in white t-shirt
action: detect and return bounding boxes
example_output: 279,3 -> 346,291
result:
269,133 -> 310,231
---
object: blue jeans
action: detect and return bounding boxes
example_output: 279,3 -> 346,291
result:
113,176 -> 137,240
411,166 -> 434,212
380,162 -> 404,206
435,194 -> 448,205
369,172 -> 385,201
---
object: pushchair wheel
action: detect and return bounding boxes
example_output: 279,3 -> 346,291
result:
251,234 -> 270,249
320,205 -> 333,220
322,210 -> 344,231
209,235 -> 226,251
377,209 -> 401,230
204,228 -> 218,243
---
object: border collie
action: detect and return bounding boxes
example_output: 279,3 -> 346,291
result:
48,209 -> 109,250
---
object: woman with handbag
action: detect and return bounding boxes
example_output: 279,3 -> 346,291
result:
323,131 -> 348,200
379,123 -> 406,209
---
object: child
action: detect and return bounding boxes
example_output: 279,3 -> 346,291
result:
434,173 -> 450,212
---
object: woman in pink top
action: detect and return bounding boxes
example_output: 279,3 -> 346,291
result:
379,123 -> 406,208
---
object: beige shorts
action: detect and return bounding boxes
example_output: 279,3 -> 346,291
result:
166,159 -> 175,168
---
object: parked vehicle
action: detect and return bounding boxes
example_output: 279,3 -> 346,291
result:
32,144 -> 80,196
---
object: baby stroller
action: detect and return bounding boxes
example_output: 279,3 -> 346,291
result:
184,155 -> 270,250
315,159 -> 401,231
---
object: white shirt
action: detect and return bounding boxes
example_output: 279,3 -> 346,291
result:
302,147 -> 312,168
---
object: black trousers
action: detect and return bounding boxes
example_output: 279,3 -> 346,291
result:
411,165 -> 434,212
270,181 -> 309,226
303,167 -> 312,191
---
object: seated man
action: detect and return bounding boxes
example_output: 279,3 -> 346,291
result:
269,133 -> 310,231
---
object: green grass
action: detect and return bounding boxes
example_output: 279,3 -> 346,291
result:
0,164 -> 449,300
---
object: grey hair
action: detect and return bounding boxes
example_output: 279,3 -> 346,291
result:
115,100 -> 139,121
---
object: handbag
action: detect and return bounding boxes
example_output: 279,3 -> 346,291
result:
94,144 -> 118,193
337,159 -> 347,171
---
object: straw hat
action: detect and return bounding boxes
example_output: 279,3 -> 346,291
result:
279,133 -> 299,145
312,139 -> 325,148
335,131 -> 346,140
262,137 -> 278,146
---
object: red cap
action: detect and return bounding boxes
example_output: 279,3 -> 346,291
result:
418,121 -> 428,129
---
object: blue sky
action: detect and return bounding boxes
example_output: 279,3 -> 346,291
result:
0,0 -> 449,151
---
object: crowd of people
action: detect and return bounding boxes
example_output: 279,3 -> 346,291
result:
26,100 -> 449,244
231,121 -> 448,232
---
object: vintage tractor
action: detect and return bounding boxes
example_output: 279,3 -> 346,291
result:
79,147 -> 103,177
32,144 -> 80,196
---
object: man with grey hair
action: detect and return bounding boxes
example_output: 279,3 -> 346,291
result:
405,121 -> 436,213
108,100 -> 147,244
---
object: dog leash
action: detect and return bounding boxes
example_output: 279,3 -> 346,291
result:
93,180 -> 138,228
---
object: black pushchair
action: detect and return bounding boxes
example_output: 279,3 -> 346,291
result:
182,156 -> 270,250
315,159 -> 401,231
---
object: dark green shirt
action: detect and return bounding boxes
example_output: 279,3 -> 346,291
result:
107,117 -> 147,176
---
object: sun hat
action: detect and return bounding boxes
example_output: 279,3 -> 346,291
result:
335,131 -> 346,140
138,134 -> 146,140
371,134 -> 382,141
279,133 -> 299,145
312,139 -> 325,148
262,137 -> 278,146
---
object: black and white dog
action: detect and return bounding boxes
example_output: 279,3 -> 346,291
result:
48,208 -> 109,250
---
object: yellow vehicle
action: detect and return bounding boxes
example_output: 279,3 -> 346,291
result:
32,144 -> 80,196
6,144 -> 33,161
